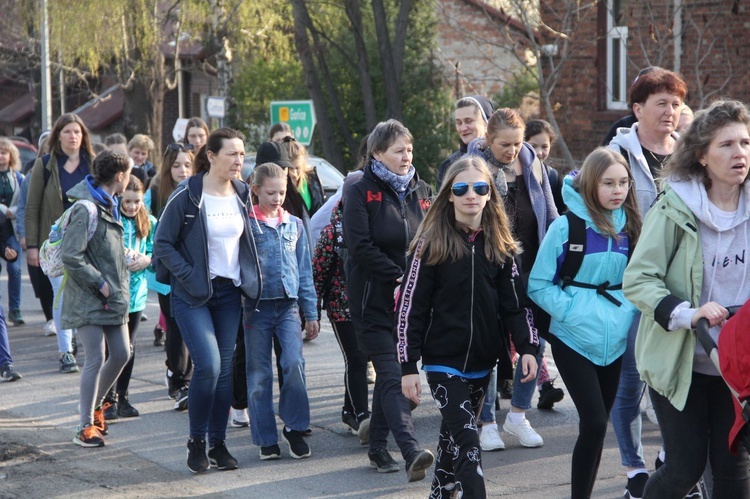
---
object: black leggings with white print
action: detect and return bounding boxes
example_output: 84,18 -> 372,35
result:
427,371 -> 491,499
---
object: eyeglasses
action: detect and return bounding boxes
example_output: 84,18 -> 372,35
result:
281,135 -> 296,143
451,181 -> 490,197
599,179 -> 633,192
165,143 -> 194,154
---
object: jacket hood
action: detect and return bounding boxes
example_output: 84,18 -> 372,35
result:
561,172 -> 627,233
67,176 -> 120,220
250,205 -> 291,223
667,175 -> 750,231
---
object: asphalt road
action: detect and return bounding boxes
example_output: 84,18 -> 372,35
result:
0,253 -> 662,498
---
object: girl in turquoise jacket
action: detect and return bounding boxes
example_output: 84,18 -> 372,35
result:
528,147 -> 641,499
106,176 -> 156,419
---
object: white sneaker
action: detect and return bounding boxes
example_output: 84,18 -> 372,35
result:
229,408 -> 249,428
503,413 -> 543,447
44,320 -> 57,336
479,424 -> 505,451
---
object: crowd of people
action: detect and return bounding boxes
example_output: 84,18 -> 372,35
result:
1,65 -> 749,499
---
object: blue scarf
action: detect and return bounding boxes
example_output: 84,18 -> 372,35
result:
85,174 -> 120,220
370,159 -> 415,200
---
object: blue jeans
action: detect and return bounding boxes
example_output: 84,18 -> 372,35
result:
511,337 -> 547,411
0,305 -> 11,366
611,317 -> 646,468
245,298 -> 310,447
5,234 -> 20,311
50,274 -> 75,354
172,279 -> 241,445
480,367 -> 497,423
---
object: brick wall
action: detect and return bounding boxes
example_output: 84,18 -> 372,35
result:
435,0 -> 525,98
541,0 -> 750,163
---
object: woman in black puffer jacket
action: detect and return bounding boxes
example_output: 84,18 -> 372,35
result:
343,119 -> 434,482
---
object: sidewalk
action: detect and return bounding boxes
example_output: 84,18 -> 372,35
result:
0,265 -> 661,498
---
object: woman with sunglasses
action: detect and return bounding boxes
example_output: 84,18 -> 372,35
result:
343,119 -> 434,481
398,156 -> 539,497
465,108 -> 558,452
145,143 -> 195,408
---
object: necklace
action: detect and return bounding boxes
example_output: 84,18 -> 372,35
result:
646,149 -> 670,170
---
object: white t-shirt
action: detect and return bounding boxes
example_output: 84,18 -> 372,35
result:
203,193 -> 244,285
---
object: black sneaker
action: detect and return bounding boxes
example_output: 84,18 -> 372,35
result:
116,393 -> 139,418
624,472 -> 649,499
208,441 -> 238,470
260,444 -> 281,460
174,387 -> 189,411
59,352 -> 79,373
187,438 -> 209,473
368,447 -> 399,473
282,426 -> 311,459
405,449 -> 435,482
342,411 -> 359,434
0,363 -> 21,382
686,479 -> 708,498
537,381 -> 565,410
153,325 -> 165,347
103,398 -> 119,422
8,309 -> 24,326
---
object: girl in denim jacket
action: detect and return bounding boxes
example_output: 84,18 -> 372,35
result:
245,162 -> 319,461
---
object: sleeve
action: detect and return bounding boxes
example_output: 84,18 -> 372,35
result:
143,215 -> 157,258
342,183 -> 402,282
60,203 -> 103,291
15,175 -> 29,238
152,189 -> 195,286
540,165 -> 560,226
143,189 -> 153,215
498,257 -> 539,357
24,157 -> 45,248
312,223 -> 336,314
0,219 -> 16,262
395,243 -> 435,376
623,205 -> 689,331
527,216 -> 574,322
295,222 -> 319,321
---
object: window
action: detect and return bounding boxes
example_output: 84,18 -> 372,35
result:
606,0 -> 628,110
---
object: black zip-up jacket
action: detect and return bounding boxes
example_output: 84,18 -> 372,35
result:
396,230 -> 539,376
342,163 -> 432,355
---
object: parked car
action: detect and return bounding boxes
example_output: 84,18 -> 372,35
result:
242,154 -> 344,200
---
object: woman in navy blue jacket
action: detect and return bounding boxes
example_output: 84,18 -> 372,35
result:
342,119 -> 434,482
154,128 -> 261,474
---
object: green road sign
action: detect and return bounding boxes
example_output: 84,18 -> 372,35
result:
270,100 -> 317,146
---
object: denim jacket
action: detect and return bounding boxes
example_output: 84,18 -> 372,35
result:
250,206 -> 318,321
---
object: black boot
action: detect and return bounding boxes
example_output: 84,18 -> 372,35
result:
103,389 -> 118,422
117,391 -> 140,417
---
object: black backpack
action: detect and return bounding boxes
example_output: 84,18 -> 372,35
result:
557,212 -> 628,307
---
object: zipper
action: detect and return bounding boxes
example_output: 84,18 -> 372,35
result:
510,275 -> 520,308
464,243 -> 476,372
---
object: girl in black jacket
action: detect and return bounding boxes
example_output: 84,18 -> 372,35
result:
398,156 -> 539,498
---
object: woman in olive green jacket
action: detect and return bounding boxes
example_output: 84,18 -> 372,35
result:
25,113 -> 95,373
623,100 -> 750,498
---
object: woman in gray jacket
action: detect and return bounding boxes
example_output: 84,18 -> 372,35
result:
62,150 -> 132,448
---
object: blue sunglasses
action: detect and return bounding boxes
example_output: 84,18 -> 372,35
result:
451,181 -> 490,197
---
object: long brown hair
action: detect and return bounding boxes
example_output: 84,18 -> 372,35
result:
410,156 -> 518,266
48,113 -> 95,161
123,176 -> 151,239
155,144 -> 194,213
573,147 -> 641,246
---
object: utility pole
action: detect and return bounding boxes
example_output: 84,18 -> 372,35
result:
40,0 -> 53,129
